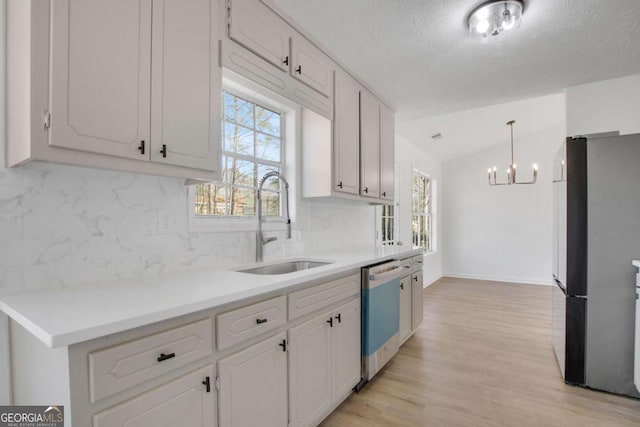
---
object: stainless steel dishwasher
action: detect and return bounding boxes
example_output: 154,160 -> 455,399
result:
356,260 -> 405,391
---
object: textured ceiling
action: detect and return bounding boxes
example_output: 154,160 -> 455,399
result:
270,0 -> 640,121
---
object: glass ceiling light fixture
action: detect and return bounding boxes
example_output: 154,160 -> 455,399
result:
488,120 -> 537,186
468,0 -> 524,39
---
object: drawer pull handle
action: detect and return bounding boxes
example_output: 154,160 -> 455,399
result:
335,313 -> 341,323
202,376 -> 211,393
413,276 -> 418,282
279,339 -> 287,352
138,140 -> 145,155
283,56 -> 289,65
400,283 -> 404,290
295,65 -> 302,74
157,352 -> 175,362
256,318 -> 268,324
160,144 -> 167,158
327,317 -> 333,327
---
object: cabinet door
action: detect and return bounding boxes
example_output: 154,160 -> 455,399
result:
218,332 -> 288,427
229,0 -> 291,71
412,271 -> 424,331
399,276 -> 412,344
150,0 -> 221,172
333,70 -> 360,195
93,365 -> 215,427
288,310 -> 332,427
360,90 -> 380,198
379,104 -> 395,201
291,35 -> 334,97
49,0 -> 151,160
331,298 -> 361,401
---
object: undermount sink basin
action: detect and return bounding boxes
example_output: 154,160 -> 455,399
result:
238,260 -> 332,275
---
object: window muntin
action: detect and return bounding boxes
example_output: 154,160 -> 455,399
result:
412,171 -> 432,251
194,92 -> 284,218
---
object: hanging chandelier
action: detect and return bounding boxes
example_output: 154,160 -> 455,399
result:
488,120 -> 537,186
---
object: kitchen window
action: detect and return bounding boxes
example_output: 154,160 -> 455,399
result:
412,170 -> 433,252
193,91 -> 284,219
379,204 -> 396,246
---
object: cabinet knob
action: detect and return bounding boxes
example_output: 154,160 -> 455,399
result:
283,56 -> 289,65
160,144 -> 167,158
138,140 -> 145,155
337,181 -> 343,189
295,65 -> 302,74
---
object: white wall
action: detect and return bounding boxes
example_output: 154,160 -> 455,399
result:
395,135 -> 442,287
441,95 -> 565,285
566,74 -> 640,136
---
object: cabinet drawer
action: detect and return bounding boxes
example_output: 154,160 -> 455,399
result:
217,296 -> 287,350
289,274 -> 360,320
412,254 -> 424,271
89,319 -> 213,403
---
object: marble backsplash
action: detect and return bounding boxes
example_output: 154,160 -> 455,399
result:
0,162 -> 375,295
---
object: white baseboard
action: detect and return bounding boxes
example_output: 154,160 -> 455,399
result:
423,275 -> 442,288
442,272 -> 553,286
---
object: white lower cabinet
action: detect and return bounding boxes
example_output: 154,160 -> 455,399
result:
93,364 -> 216,427
412,270 -> 424,331
399,275 -> 413,344
289,297 -> 361,427
217,332 -> 288,427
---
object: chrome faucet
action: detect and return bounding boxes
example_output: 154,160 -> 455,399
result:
256,171 -> 291,262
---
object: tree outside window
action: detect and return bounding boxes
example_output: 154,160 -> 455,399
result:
194,92 -> 284,218
412,171 -> 432,251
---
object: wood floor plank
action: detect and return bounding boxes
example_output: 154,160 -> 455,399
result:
320,277 -> 640,426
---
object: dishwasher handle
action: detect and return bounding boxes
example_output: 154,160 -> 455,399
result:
369,265 -> 404,282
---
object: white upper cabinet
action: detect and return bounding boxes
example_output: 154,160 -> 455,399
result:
291,35 -> 334,97
333,69 -> 360,195
49,0 -> 152,160
150,0 -> 221,171
379,103 -> 395,201
228,0 -> 291,71
360,90 -> 381,198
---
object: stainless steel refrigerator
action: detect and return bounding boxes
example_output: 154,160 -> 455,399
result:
552,132 -> 640,398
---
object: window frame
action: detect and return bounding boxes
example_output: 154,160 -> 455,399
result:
188,87 -> 290,232
412,169 -> 434,253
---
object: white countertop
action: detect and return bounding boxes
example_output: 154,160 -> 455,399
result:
633,260 -> 640,269
0,246 -> 422,348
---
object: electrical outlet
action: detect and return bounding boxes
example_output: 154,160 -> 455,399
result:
158,211 -> 177,234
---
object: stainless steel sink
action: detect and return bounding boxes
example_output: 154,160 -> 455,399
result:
237,260 -> 332,275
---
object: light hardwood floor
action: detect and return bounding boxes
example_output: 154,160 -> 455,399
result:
320,277 -> 640,426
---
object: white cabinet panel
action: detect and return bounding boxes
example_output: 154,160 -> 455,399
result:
291,35 -> 334,97
331,298 -> 361,400
333,69 -> 360,195
379,103 -> 395,201
216,296 -> 287,350
288,311 -> 332,427
229,0 -> 291,71
399,275 -> 412,345
412,271 -> 424,331
360,90 -> 380,198
150,0 -> 221,171
49,0 -> 151,160
89,319 -> 213,403
218,332 -> 288,427
93,365 -> 215,427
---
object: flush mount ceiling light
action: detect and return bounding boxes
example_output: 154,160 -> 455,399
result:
468,0 -> 524,38
488,120 -> 537,186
